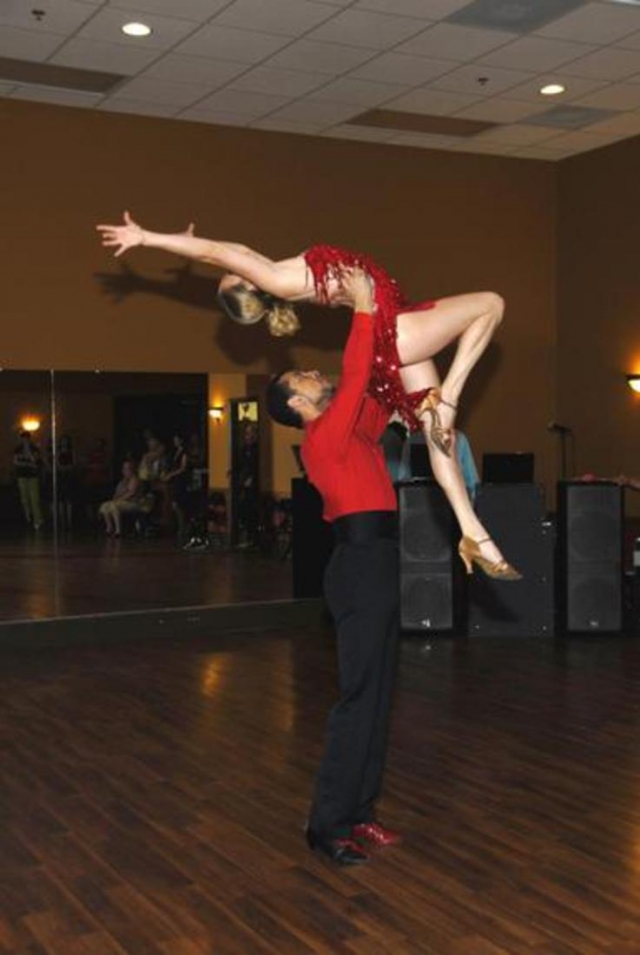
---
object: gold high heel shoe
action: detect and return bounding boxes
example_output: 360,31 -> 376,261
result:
458,536 -> 522,581
415,388 -> 457,457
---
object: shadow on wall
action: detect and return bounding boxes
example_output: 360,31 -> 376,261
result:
93,263 -> 348,367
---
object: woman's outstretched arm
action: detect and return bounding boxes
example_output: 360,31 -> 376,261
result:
96,211 -> 305,298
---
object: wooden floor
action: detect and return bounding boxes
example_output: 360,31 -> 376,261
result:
2,627 -> 640,954
0,537 -> 291,621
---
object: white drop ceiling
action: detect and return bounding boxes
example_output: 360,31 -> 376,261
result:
4,0 -> 640,160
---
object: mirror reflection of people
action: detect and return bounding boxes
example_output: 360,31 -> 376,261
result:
13,430 -> 43,530
162,434 -> 189,539
99,460 -> 141,537
97,212 -> 519,579
56,434 -> 76,531
234,420 -> 259,548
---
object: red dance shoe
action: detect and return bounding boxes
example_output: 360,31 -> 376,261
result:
352,822 -> 401,848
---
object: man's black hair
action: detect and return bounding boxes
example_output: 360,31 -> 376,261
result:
266,372 -> 303,429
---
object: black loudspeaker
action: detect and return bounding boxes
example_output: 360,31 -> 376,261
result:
557,481 -> 623,632
399,481 -> 458,631
291,478 -> 334,599
468,484 -> 554,637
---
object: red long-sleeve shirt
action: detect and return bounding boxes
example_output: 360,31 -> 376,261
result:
301,312 -> 397,522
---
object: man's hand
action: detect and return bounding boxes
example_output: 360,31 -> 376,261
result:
336,268 -> 375,314
96,210 -> 146,257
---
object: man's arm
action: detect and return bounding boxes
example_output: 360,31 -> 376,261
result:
309,270 -> 375,455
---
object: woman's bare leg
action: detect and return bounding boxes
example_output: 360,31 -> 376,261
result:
399,359 -> 504,564
396,292 -> 504,434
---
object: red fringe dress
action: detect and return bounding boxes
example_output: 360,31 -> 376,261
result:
303,244 -> 436,432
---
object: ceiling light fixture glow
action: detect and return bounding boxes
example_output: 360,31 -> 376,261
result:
121,21 -> 152,37
540,83 -> 565,96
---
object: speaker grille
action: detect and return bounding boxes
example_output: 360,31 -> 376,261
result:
399,482 -> 456,631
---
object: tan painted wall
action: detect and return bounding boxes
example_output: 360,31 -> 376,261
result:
557,136 -> 640,516
1,99 -> 557,497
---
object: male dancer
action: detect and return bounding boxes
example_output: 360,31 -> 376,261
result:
266,271 -> 401,866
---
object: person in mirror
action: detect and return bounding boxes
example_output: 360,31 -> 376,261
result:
98,460 -> 141,537
13,430 -> 43,530
266,269 -> 402,866
162,433 -> 189,541
97,212 -> 519,580
56,434 -> 77,531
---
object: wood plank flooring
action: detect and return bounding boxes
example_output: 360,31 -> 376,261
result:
1,628 -> 640,954
0,538 -> 291,621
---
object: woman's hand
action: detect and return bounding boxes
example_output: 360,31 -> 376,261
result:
96,210 -> 146,257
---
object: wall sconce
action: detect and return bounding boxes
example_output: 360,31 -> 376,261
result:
626,374 -> 640,393
209,405 -> 225,421
20,416 -> 42,433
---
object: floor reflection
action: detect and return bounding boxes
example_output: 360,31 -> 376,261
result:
0,537 -> 292,622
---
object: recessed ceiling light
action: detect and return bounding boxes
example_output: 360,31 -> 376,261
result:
540,83 -> 566,96
121,21 -> 152,37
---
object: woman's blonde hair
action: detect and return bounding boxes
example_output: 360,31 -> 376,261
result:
217,282 -> 301,338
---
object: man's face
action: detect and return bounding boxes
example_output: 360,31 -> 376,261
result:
284,370 -> 334,409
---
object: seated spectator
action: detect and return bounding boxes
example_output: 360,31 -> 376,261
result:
98,460 -> 141,537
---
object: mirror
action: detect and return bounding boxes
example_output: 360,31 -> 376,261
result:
0,370 -> 296,623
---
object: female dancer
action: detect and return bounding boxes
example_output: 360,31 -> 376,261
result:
97,212 -> 518,578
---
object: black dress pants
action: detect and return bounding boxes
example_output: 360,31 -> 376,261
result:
309,533 -> 400,839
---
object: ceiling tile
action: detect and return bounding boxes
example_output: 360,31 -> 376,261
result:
142,55 -> 247,87
251,116 -> 326,134
0,26 -> 65,61
476,123 -> 561,144
561,45 -> 640,80
506,74 -> 608,103
617,28 -> 640,52
98,97 -> 179,117
479,35 -> 595,71
107,76 -> 213,106
350,52 -> 454,85
309,76 -> 409,106
536,1 -> 640,44
178,106 -> 250,125
267,98 -> 361,124
308,9 -> 428,49
585,110 -> 640,135
10,85 -> 103,107
51,38 -> 159,76
523,103 -> 615,127
432,63 -> 535,96
384,86 -> 482,114
323,123 -> 399,141
389,131 -> 461,148
452,139 -> 519,155
108,0 -> 231,21
455,96 -> 551,122
540,128 -> 618,151
74,6 -> 199,49
214,0 -> 337,37
448,0 -> 585,33
574,81 -> 640,110
0,0 -> 96,33
192,87 -> 292,118
264,40 -> 375,75
230,66 -> 330,97
175,23 -> 290,62
355,0 -> 469,18
398,23 -> 517,61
